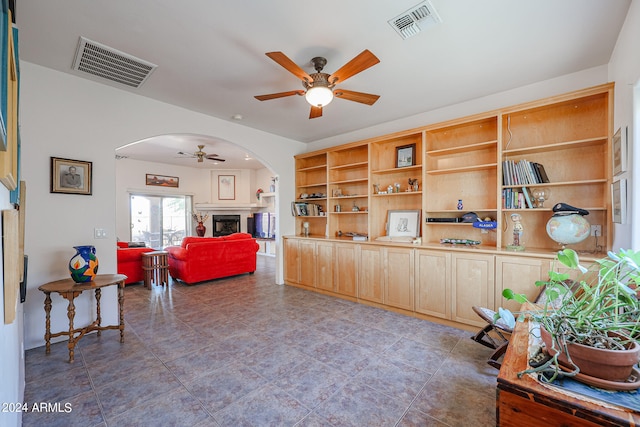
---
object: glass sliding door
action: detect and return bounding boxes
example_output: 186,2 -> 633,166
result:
130,194 -> 190,248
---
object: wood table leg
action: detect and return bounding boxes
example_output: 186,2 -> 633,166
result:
95,288 -> 102,337
43,292 -> 52,355
64,292 -> 76,363
118,283 -> 125,343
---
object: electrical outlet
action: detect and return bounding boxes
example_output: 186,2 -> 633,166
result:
94,228 -> 107,239
590,224 -> 601,237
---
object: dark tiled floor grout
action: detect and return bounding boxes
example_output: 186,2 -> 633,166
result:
23,255 -> 497,426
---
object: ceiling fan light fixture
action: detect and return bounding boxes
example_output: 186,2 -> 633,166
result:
305,86 -> 333,107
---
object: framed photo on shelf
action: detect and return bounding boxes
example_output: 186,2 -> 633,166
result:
294,203 -> 308,216
612,179 -> 627,224
218,175 -> 235,200
145,174 -> 179,188
396,144 -> 416,168
612,126 -> 628,176
386,210 -> 421,237
50,157 -> 92,195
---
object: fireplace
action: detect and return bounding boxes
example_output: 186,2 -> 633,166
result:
212,215 -> 240,237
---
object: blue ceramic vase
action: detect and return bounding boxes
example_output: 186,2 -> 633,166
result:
69,245 -> 99,283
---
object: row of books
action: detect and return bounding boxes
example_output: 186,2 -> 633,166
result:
503,160 -> 550,186
503,187 -> 535,209
291,202 -> 324,217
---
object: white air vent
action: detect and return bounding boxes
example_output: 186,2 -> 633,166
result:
389,1 -> 442,40
72,37 -> 157,88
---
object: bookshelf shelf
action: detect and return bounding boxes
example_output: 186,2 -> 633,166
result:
426,163 -> 498,175
372,165 -> 422,174
503,136 -> 607,156
427,140 -> 498,156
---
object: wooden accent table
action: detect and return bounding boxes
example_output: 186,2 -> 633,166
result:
141,250 -> 168,288
497,318 -> 640,426
38,274 -> 126,363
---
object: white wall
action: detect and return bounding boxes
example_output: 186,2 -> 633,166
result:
608,0 -> 640,250
20,62 -> 305,350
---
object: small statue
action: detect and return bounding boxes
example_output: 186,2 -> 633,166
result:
507,213 -> 525,251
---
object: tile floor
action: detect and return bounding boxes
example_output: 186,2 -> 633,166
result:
23,255 -> 498,426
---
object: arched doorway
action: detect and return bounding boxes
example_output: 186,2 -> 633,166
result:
114,133 -> 279,282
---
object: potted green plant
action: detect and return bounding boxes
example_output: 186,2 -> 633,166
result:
499,248 -> 640,387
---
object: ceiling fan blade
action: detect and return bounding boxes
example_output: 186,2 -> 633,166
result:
334,89 -> 380,105
309,105 -> 323,119
206,155 -> 226,162
329,50 -> 380,85
265,52 -> 313,82
255,90 -> 304,101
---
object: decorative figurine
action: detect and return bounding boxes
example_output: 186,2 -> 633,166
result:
507,213 -> 525,251
457,199 -> 463,210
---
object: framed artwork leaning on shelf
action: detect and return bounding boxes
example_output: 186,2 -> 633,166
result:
386,210 -> 421,237
396,144 -> 416,168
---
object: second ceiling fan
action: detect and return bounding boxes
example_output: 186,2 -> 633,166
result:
255,49 -> 380,119
177,145 -> 226,163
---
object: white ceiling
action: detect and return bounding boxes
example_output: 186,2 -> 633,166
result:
16,0 -> 631,169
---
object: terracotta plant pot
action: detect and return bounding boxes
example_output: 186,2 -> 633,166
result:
541,326 -> 640,382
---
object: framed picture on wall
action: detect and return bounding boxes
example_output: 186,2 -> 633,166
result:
612,179 -> 627,224
145,174 -> 179,188
50,157 -> 92,195
218,175 -> 235,200
612,126 -> 628,176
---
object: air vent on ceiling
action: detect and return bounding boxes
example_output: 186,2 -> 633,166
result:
72,37 -> 157,88
388,1 -> 442,40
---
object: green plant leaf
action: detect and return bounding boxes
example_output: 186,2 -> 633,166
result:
557,248 -> 579,268
502,289 -> 528,303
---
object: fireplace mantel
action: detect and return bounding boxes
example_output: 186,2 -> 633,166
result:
194,203 -> 258,211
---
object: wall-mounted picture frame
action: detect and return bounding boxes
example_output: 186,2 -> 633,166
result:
145,174 -> 179,188
396,144 -> 416,168
218,175 -> 235,200
386,209 -> 421,238
612,126 -> 628,176
612,179 -> 627,224
50,157 -> 92,195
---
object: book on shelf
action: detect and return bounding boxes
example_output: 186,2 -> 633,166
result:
291,202 -> 324,216
502,160 -> 550,185
502,188 -> 532,209
521,187 -> 534,208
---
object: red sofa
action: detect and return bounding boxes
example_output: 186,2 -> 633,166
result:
117,242 -> 154,285
166,233 -> 259,284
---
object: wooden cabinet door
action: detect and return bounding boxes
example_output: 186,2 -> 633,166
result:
283,238 -> 300,284
316,241 -> 335,292
298,240 -> 316,288
415,249 -> 451,319
358,245 -> 383,303
495,256 -> 550,313
335,243 -> 357,297
384,247 -> 414,311
451,253 -> 495,327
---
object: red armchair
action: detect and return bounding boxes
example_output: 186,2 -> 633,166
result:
166,233 -> 259,284
117,242 -> 154,285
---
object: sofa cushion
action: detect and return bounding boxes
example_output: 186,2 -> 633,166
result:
181,236 -> 222,248
222,233 -> 252,241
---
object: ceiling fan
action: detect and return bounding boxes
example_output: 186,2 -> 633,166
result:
177,145 -> 226,163
255,50 -> 380,119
